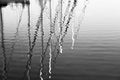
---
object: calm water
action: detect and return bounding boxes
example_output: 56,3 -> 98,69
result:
0,0 -> 120,80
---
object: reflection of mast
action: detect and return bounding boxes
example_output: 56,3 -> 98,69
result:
58,0 -> 63,54
39,0 -> 44,80
26,2 -> 31,80
48,0 -> 52,78
27,0 -> 31,51
0,8 -> 7,80
23,2 -> 31,80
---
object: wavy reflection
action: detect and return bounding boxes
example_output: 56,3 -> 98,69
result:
62,0 -> 77,39
48,0 -> 52,78
63,0 -> 71,25
23,3 -> 31,80
43,0 -> 61,56
24,1 -> 47,79
37,0 -> 49,80
37,0 -> 78,79
39,0 -> 44,79
58,0 -> 63,54
1,0 -> 89,80
0,8 -> 7,80
27,1 -> 31,51
52,38 -> 61,69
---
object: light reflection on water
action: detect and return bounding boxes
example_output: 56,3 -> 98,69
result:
0,0 -> 120,80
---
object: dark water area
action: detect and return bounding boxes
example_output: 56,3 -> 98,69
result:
0,0 -> 120,80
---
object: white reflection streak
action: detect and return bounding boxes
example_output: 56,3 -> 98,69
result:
59,0 -> 63,54
71,17 -> 75,49
71,0 -> 89,49
40,69 -> 43,80
49,43 -> 52,79
49,0 -> 52,78
27,69 -> 30,80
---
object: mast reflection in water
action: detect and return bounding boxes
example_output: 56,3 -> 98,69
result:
0,0 -> 120,80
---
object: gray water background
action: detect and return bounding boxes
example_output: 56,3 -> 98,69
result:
0,0 -> 120,80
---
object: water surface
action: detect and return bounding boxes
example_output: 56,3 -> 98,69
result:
0,0 -> 120,80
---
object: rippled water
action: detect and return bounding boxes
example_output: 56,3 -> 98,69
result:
0,0 -> 120,80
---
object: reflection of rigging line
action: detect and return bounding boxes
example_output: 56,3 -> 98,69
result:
23,53 -> 32,80
61,0 -> 77,40
52,38 -> 60,66
71,0 -> 89,50
58,0 -> 63,54
8,7 -> 24,65
55,0 -> 78,51
40,0 -> 61,80
43,0 -> 61,55
62,0 -> 71,26
15,7 -> 24,37
34,0 -> 47,53
51,0 -> 63,37
48,0 -> 52,78
38,1 -> 50,80
45,35 -> 61,71
48,38 -> 61,70
41,1 -> 63,77
44,0 -> 64,55
39,0 -> 44,79
52,49 -> 60,69
23,3 -> 31,80
71,17 -> 75,49
48,44 -> 52,78
25,0 -> 48,65
28,1 -> 47,80
24,1 -> 47,80
52,4 -> 59,35
0,8 -> 7,80
23,1 -> 49,79
27,2 -> 31,50
29,0 -> 47,55
42,13 -> 59,59
75,0 -> 89,36
40,1 -> 61,78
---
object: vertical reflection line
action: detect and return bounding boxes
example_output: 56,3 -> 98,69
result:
42,0 -> 61,61
23,3 -> 32,80
48,46 -> 52,79
0,8 -> 7,80
36,1 -> 47,79
48,0 -> 52,78
71,15 -> 75,49
27,2 -> 31,80
52,0 -> 60,36
16,8 -> 24,34
40,0 -> 44,59
39,0 -> 44,80
52,41 -> 60,69
28,1 -> 31,50
59,0 -> 63,54
63,0 -> 71,25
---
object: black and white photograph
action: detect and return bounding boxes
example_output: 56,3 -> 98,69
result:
0,0 -> 120,80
